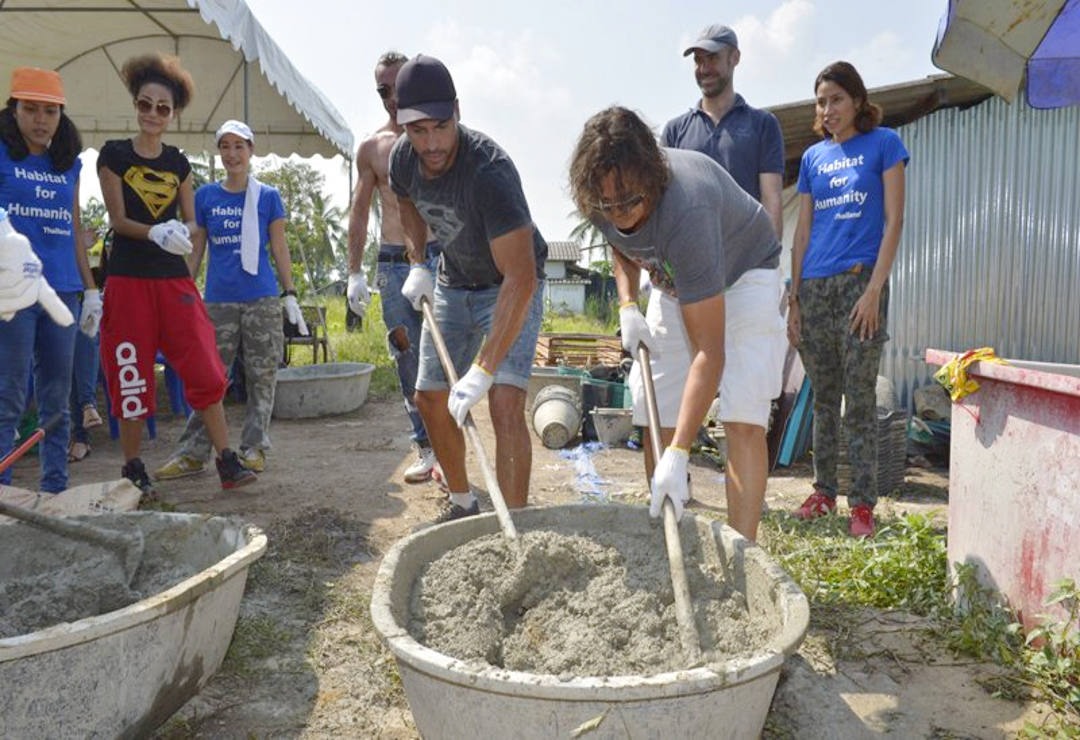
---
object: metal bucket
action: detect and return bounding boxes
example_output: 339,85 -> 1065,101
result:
590,406 -> 634,447
370,504 -> 809,739
531,384 -> 582,449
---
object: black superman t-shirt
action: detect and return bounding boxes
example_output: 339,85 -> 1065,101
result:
98,139 -> 192,278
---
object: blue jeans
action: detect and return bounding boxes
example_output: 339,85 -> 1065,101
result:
376,244 -> 441,446
0,292 -> 80,492
416,280 -> 545,391
69,305 -> 100,444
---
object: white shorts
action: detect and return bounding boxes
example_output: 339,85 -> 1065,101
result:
629,267 -> 786,429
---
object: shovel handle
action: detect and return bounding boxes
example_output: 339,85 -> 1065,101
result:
637,344 -> 702,663
0,413 -> 63,475
420,296 -> 518,541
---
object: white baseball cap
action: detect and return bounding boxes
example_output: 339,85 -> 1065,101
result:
215,119 -> 254,145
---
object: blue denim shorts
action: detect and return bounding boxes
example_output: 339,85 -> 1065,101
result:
416,281 -> 544,391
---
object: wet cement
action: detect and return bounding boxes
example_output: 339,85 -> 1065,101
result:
0,516 -> 211,639
408,526 -> 777,677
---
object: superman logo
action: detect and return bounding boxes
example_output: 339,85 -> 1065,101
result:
123,166 -> 180,220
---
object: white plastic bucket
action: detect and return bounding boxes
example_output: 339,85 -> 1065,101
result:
590,406 -> 634,446
531,384 -> 582,449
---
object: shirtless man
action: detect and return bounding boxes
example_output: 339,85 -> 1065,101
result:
347,50 -> 440,484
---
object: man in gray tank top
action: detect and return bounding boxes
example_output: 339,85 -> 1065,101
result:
390,55 -> 547,524
569,106 -> 786,541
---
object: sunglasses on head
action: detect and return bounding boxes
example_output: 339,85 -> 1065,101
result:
376,84 -> 393,100
135,98 -> 173,117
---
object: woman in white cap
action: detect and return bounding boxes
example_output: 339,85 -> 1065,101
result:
0,66 -> 98,493
155,119 -> 304,479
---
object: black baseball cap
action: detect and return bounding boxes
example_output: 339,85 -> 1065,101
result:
683,24 -> 739,56
396,54 -> 457,124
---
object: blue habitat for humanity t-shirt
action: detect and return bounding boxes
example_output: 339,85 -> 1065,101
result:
0,140 -> 83,292
195,182 -> 287,303
797,127 -> 909,279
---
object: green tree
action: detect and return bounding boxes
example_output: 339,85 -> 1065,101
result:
569,209 -> 611,273
81,197 -> 108,233
255,161 -> 346,294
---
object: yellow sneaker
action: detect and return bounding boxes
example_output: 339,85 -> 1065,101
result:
153,454 -> 206,480
240,448 -> 266,473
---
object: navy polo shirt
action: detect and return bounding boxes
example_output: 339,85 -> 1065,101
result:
661,94 -> 784,202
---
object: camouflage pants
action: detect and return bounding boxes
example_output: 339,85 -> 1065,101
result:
798,270 -> 889,507
175,297 -> 283,460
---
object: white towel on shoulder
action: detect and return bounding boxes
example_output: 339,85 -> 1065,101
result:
241,175 -> 263,275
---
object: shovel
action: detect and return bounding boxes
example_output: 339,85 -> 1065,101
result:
0,415 -> 144,585
419,296 -> 518,543
637,344 -> 703,664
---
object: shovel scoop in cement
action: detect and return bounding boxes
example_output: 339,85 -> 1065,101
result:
0,501 -> 144,585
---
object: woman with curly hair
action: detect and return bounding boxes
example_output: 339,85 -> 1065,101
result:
0,66 -> 98,493
788,61 -> 908,537
97,52 -> 255,498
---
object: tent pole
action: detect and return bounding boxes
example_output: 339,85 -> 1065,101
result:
243,61 -> 249,121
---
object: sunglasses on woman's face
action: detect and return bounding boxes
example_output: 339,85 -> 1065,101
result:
596,193 -> 646,216
135,98 -> 173,117
376,84 -> 393,100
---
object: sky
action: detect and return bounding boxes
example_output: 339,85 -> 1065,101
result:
85,0 -> 950,242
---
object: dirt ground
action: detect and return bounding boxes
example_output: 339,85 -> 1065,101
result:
7,390 -> 1049,738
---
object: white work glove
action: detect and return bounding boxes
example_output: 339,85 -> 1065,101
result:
448,363 -> 494,427
619,302 -> 657,355
79,288 -> 103,337
650,445 -> 690,520
0,225 -> 74,326
282,294 -> 309,336
401,265 -> 435,311
148,219 -> 192,256
346,271 -> 370,317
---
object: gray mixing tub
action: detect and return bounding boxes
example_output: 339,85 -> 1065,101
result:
0,512 -> 266,738
371,504 -> 809,739
273,361 -> 375,418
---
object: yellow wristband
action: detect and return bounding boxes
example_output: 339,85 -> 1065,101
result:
473,362 -> 493,377
669,444 -> 690,456
619,300 -> 638,310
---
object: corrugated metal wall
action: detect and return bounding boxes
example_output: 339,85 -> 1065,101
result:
887,96 -> 1080,408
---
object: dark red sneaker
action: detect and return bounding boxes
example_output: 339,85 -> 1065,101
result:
216,448 -> 257,490
793,489 -> 836,520
849,504 -> 875,537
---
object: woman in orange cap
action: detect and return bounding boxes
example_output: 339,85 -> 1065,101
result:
0,66 -> 99,493
97,52 -> 255,498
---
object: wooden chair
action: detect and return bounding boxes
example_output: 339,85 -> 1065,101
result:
282,304 -> 330,365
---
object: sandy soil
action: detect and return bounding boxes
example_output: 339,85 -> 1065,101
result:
6,391 -> 1047,738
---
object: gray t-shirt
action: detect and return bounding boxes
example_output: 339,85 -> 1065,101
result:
389,125 -> 547,288
598,148 -> 780,304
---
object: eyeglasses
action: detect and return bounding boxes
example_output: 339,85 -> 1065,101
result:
135,98 -> 173,117
595,193 -> 646,216
376,84 -> 393,100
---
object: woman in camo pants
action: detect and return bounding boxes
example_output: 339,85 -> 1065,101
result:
787,61 -> 909,538
155,120 -> 306,479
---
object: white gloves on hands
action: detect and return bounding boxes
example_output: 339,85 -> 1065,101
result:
0,225 -> 74,326
346,271 -> 370,317
283,294 -> 309,336
401,265 -> 435,311
79,288 -> 103,337
619,303 -> 656,355
448,363 -> 494,427
149,219 -> 192,256
650,445 -> 690,520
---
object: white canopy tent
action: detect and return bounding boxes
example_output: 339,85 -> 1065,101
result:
0,0 -> 353,160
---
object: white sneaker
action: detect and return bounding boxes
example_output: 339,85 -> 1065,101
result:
404,445 -> 436,483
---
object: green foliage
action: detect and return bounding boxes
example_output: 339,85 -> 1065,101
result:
81,196 -> 108,233
937,562 -> 1021,664
1020,579 -> 1080,727
543,309 -> 617,336
761,511 -> 948,614
256,161 -> 346,293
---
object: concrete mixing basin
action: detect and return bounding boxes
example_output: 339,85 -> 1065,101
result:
0,512 -> 266,738
273,361 -> 375,419
371,504 -> 808,739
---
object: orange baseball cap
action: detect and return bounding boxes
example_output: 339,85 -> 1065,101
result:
9,67 -> 66,105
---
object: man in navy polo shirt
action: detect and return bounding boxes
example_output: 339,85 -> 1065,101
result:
663,24 -> 784,237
